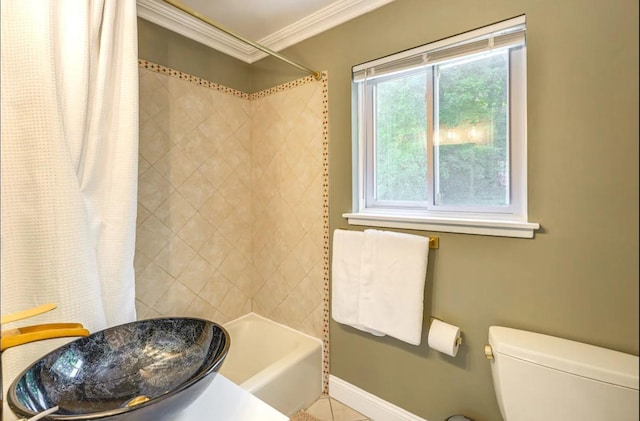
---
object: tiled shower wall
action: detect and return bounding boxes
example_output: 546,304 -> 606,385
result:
250,81 -> 326,338
134,62 -> 327,341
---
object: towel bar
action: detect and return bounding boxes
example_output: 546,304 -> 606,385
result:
429,237 -> 439,249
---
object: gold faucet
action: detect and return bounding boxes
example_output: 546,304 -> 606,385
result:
1,303 -> 90,352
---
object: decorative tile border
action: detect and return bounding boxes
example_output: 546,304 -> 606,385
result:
138,59 -> 250,100
138,59 -> 322,102
319,71 -> 330,395
248,73 -> 319,100
137,60 -> 331,394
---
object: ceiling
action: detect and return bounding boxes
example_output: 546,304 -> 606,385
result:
137,0 -> 395,63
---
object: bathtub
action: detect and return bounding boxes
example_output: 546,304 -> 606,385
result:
219,312 -> 323,416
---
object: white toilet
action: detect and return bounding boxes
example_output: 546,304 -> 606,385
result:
486,326 -> 639,421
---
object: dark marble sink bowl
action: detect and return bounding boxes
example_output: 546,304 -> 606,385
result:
7,317 -> 229,421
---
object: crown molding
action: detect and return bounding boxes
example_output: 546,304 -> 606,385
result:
136,0 -> 395,64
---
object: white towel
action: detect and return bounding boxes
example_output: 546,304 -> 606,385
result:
331,229 -> 384,336
358,229 -> 429,345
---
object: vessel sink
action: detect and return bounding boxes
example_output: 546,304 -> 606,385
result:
7,317 -> 229,420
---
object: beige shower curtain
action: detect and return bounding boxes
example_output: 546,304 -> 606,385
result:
1,0 -> 139,408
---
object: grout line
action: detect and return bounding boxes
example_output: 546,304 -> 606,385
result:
328,397 -> 336,421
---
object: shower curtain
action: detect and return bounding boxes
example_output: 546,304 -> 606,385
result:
1,0 -> 139,403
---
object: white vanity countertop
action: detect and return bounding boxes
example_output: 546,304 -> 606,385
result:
2,374 -> 287,421
176,374 -> 289,421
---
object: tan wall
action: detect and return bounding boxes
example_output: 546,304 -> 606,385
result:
135,63 -> 327,341
252,0 -> 639,420
137,18 -> 252,93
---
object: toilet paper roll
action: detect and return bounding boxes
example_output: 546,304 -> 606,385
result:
427,319 -> 461,357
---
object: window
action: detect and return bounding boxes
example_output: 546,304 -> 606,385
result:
346,16 -> 539,238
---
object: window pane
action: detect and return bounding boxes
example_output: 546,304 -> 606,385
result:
373,71 -> 428,202
435,51 -> 509,206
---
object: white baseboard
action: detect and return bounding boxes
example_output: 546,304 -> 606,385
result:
329,375 -> 428,421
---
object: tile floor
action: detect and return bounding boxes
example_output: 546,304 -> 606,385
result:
304,396 -> 370,421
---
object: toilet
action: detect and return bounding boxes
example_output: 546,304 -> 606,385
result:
486,326 -> 639,421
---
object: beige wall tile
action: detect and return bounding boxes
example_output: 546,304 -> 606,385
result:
139,119 -> 172,165
218,285 -> 251,320
177,254 -> 215,295
154,191 -> 196,233
136,66 -> 325,342
136,215 -> 172,259
153,146 -> 197,189
178,169 -> 216,210
198,272 -> 233,309
135,299 -> 161,320
153,235 -> 197,278
178,212 -> 214,252
138,166 -> 174,212
135,262 -> 174,308
154,281 -> 197,316
185,296 -> 218,320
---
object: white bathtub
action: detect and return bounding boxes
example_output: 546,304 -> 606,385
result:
219,312 -> 323,416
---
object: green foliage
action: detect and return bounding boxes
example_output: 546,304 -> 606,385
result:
437,52 -> 509,206
439,53 -> 508,132
437,144 -> 507,205
370,51 -> 510,206
375,72 -> 428,201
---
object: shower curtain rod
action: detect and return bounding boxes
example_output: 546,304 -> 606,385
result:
162,0 -> 322,81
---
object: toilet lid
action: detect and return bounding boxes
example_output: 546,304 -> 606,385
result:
489,326 -> 639,390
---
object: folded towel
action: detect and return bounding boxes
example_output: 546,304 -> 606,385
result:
331,229 -> 383,336
358,229 -> 430,345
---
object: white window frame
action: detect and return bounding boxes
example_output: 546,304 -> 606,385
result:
344,16 -> 540,238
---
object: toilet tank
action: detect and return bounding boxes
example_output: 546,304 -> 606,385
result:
488,326 -> 639,421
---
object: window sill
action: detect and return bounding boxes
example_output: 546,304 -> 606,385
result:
343,211 -> 540,238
